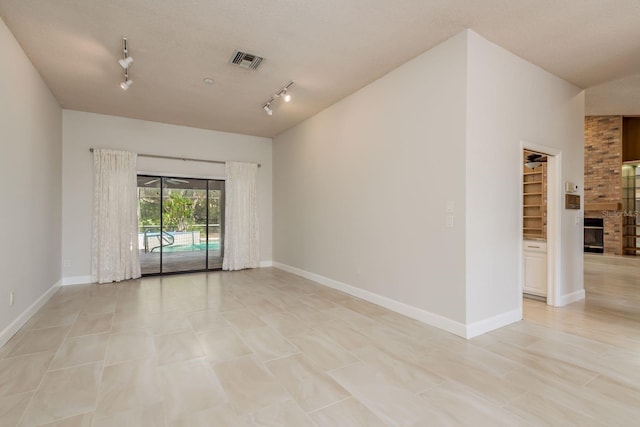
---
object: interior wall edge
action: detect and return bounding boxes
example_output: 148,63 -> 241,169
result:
557,289 -> 586,307
61,276 -> 94,286
464,308 -> 522,339
0,280 -> 60,349
271,262 -> 468,338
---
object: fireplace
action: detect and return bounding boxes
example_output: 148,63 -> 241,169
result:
584,218 -> 604,253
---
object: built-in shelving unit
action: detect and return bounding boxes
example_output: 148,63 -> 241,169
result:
523,151 -> 547,240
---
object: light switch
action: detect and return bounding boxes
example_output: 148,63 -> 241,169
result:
446,200 -> 454,213
446,215 -> 454,228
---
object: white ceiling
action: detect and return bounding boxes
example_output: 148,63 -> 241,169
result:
1,0 -> 639,137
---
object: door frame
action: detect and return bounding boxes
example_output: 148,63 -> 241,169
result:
136,174 -> 225,275
520,141 -> 562,308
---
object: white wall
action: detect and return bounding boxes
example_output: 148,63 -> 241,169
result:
273,32 -> 469,328
62,111 -> 272,282
273,29 -> 585,337
465,31 -> 585,326
0,17 -> 62,342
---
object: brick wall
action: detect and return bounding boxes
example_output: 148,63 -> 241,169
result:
584,116 -> 622,255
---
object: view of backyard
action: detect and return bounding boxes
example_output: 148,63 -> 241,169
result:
137,176 -> 224,274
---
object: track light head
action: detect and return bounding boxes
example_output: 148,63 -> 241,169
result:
263,103 -> 273,115
282,89 -> 291,103
118,56 -> 134,69
120,79 -> 133,91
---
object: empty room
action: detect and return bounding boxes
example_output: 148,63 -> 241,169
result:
1,1 -> 639,426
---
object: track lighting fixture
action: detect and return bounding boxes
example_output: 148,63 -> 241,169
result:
261,81 -> 295,115
281,88 -> 291,103
118,56 -> 133,69
119,37 -> 134,91
120,78 -> 133,90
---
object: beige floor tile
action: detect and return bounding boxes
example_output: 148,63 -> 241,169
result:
20,362 -> 102,426
483,340 -> 598,387
154,331 -> 204,366
504,392 -> 605,426
286,305 -> 330,325
503,369 -> 640,425
328,361 -> 437,426
311,321 -> 374,351
186,310 -> 230,333
197,328 -> 252,362
105,331 -> 155,365
0,261 -> 638,425
0,352 -> 55,397
68,313 -> 114,338
8,326 -> 70,357
222,309 -> 267,330
296,294 -> 337,310
79,297 -> 117,315
159,359 -> 228,422
240,296 -> 283,316
266,354 -> 349,412
259,312 -> 312,337
243,400 -> 315,427
145,311 -> 192,335
212,355 -> 290,415
288,332 -> 358,372
50,333 -> 109,370
29,308 -> 79,330
168,404 -> 245,427
354,345 -> 445,393
240,327 -> 298,362
203,295 -> 246,312
309,397 -> 386,427
38,413 -> 93,427
94,403 -> 166,427
95,358 -> 162,419
339,298 -> 390,316
0,392 -> 32,427
418,380 -> 528,426
583,375 -> 640,409
419,349 -> 527,406
373,312 -> 444,341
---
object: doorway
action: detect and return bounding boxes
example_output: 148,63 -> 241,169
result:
521,142 -> 561,308
137,175 -> 225,275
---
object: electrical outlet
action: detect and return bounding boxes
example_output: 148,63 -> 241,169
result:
9,291 -> 14,306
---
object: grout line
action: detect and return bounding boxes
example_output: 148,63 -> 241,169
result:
306,395 -> 353,415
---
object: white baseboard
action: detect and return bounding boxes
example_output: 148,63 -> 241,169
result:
0,280 -> 61,349
62,275 -> 93,286
259,260 -> 273,268
272,262 -> 468,338
465,308 -> 522,339
558,289 -> 585,306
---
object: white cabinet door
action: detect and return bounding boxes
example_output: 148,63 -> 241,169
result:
524,251 -> 547,296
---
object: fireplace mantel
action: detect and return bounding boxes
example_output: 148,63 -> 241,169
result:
584,202 -> 622,212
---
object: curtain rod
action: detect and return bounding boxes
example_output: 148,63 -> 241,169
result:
88,148 -> 260,167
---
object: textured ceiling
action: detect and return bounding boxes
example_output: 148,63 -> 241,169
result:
1,0 -> 639,137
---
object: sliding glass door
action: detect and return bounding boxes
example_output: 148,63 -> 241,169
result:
137,175 -> 225,275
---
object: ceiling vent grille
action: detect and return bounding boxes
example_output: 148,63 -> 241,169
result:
230,51 -> 264,70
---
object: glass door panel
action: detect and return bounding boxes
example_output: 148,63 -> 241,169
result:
208,180 -> 225,269
137,175 -> 225,275
161,177 -> 208,273
137,175 -> 162,275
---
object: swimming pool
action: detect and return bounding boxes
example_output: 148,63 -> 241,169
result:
160,241 -> 221,252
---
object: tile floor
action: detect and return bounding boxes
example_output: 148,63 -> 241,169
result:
0,262 -> 639,426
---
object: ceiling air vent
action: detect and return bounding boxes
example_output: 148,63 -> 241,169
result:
230,51 -> 264,70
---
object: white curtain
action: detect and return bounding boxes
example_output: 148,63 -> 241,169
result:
223,161 -> 260,271
91,149 -> 141,283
